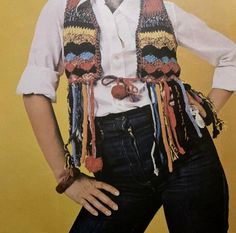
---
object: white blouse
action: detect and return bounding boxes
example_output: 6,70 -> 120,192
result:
16,0 -> 236,116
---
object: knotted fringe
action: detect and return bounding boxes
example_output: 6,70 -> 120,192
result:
66,83 -> 83,168
65,75 -> 224,175
81,84 -> 88,163
184,85 -> 224,138
146,76 -> 224,173
66,75 -> 103,173
149,85 -> 165,165
85,79 -> 103,173
155,83 -> 173,172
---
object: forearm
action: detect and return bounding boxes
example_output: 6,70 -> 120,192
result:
23,94 -> 66,181
207,88 -> 233,113
22,94 -> 120,215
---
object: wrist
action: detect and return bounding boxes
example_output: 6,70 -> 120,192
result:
55,167 -> 81,194
54,167 -> 68,182
53,146 -> 72,182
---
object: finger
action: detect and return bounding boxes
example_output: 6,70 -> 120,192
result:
187,93 -> 207,118
95,181 -> 120,196
92,189 -> 118,211
87,195 -> 112,216
81,199 -> 99,216
193,101 -> 207,118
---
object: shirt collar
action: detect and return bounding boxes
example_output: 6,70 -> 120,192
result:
91,0 -> 140,23
116,0 -> 141,22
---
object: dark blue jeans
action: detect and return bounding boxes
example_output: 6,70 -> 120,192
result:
70,106 -> 229,233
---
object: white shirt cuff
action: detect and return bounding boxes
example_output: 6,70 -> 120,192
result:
212,66 -> 236,91
16,65 -> 60,102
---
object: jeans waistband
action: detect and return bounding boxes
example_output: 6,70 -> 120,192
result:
95,105 -> 153,133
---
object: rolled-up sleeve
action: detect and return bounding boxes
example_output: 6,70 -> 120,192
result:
168,2 -> 236,91
16,0 -> 65,102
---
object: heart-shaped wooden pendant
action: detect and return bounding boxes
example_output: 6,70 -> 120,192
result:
85,156 -> 103,173
111,84 -> 127,100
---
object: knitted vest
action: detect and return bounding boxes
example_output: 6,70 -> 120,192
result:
63,0 -> 223,174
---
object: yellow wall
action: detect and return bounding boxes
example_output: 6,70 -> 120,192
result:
0,0 -> 235,232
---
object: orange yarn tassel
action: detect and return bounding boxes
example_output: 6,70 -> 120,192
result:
85,156 -> 103,173
85,78 -> 103,173
162,81 -> 185,156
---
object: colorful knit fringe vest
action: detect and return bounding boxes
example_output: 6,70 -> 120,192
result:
63,0 -> 223,174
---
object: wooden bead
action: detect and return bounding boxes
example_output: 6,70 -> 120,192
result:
111,84 -> 127,100
85,156 -> 103,173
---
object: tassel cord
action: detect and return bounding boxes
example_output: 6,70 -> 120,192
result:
89,79 -> 97,157
149,84 -> 165,165
81,84 -> 89,163
162,80 -> 185,155
71,84 -> 82,167
162,80 -> 181,159
150,84 -> 161,140
176,80 -> 202,138
155,83 -> 173,172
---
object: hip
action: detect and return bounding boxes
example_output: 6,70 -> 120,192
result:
94,105 -> 223,188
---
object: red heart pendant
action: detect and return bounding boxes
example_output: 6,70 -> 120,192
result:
85,156 -> 103,173
111,84 -> 127,100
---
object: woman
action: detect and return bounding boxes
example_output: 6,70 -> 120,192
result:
17,0 -> 236,232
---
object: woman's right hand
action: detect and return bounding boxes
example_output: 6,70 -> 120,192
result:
65,173 -> 120,216
23,95 -> 119,216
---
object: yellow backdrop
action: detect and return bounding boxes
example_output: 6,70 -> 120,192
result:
0,0 -> 235,232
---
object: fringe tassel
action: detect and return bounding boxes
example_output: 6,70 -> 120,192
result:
162,80 -> 181,160
71,83 -> 82,168
67,75 -> 103,173
172,83 -> 190,144
150,85 -> 161,140
81,84 -> 88,164
164,81 -> 185,155
176,80 -> 202,138
89,80 -> 96,156
149,85 -> 166,166
64,143 -> 73,169
155,83 -> 173,172
66,75 -> 224,175
184,85 -> 224,138
145,84 -> 160,175
150,141 -> 159,176
85,79 -> 103,173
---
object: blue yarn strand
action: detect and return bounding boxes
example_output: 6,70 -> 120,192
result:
176,80 -> 202,138
150,85 -> 161,139
71,84 -> 81,167
150,84 -> 164,164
